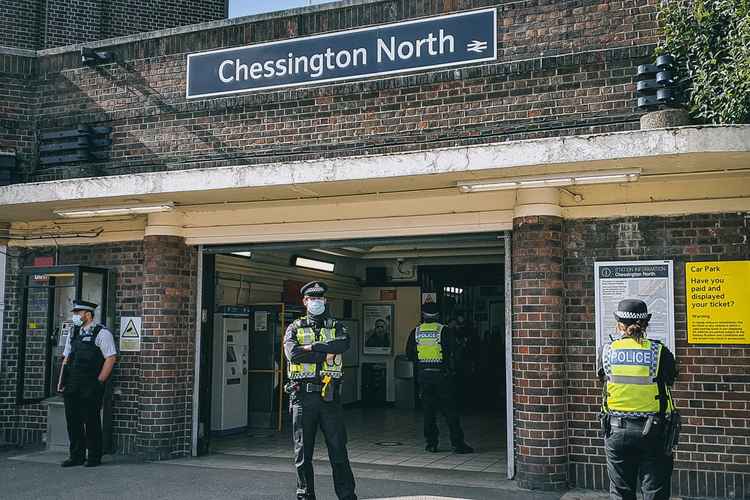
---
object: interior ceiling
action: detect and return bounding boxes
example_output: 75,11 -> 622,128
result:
309,239 -> 506,260
216,232 -> 507,261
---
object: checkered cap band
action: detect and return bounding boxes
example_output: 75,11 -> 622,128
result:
614,310 -> 650,320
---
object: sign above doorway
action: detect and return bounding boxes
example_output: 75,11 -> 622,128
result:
186,8 -> 497,99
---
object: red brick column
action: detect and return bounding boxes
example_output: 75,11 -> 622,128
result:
137,235 -> 197,459
512,215 -> 568,490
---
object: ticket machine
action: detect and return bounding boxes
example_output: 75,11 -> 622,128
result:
211,307 -> 249,433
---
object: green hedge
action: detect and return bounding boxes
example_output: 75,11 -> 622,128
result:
658,0 -> 750,124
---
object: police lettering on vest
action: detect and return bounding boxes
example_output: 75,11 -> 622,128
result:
602,337 -> 675,416
415,323 -> 444,364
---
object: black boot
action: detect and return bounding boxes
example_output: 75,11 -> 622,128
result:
425,443 -> 439,453
61,458 -> 85,467
452,443 -> 474,454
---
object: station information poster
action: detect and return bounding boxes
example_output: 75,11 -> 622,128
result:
594,260 -> 675,367
686,261 -> 750,344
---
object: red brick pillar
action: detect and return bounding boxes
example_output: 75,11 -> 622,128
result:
512,192 -> 568,490
138,233 -> 197,459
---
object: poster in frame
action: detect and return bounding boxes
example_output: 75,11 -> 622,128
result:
362,303 -> 394,355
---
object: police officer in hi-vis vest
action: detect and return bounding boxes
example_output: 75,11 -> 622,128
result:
283,281 -> 357,500
57,300 -> 117,468
599,299 -> 680,500
406,301 -> 473,454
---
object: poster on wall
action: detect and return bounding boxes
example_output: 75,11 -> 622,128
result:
686,261 -> 750,344
594,260 -> 675,367
362,303 -> 394,355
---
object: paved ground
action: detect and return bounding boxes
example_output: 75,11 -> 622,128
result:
0,446 -> 603,500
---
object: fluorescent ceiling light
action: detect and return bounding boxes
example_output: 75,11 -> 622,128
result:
54,203 -> 175,218
458,169 -> 640,193
230,251 -> 253,258
294,256 -> 335,273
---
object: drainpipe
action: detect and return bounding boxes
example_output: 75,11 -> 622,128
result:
0,223 -> 9,373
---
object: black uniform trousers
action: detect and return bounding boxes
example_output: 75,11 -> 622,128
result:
419,372 -> 465,448
605,417 -> 673,500
292,390 -> 356,500
63,382 -> 104,463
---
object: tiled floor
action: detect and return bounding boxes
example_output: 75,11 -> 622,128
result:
212,407 -> 507,474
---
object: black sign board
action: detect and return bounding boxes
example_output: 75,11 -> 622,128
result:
187,8 -> 497,99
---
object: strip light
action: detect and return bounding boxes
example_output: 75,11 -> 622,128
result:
457,169 -> 641,193
294,256 -> 335,273
54,203 -> 175,218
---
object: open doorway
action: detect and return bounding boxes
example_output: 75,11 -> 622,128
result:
196,233 -> 511,476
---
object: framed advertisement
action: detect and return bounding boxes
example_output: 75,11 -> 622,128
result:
362,303 -> 394,355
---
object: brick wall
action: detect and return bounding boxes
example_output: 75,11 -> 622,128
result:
138,236 -> 197,459
564,214 -> 750,499
43,0 -> 227,49
23,0 -> 658,182
0,0 -> 43,50
100,0 -> 227,42
0,0 -> 226,51
512,215 -> 568,490
44,0 -> 105,48
0,52 -> 36,182
0,242 -> 144,452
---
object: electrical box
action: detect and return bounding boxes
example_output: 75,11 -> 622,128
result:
211,312 -> 249,433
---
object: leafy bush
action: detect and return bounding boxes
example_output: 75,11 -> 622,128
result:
657,0 -> 750,124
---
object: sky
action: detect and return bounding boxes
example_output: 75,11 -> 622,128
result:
229,0 -> 332,17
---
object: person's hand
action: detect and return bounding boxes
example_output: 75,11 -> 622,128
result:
326,353 -> 336,364
57,382 -> 64,393
303,345 -> 313,352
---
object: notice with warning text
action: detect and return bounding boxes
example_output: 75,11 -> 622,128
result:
594,261 -> 675,368
686,261 -> 750,344
119,317 -> 142,352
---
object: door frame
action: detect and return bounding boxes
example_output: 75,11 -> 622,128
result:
191,233 -> 515,480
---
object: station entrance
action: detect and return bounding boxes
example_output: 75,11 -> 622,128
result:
195,232 -> 512,477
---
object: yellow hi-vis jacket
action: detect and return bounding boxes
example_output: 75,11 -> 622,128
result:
416,322 -> 444,364
287,317 -> 343,380
601,337 -> 675,415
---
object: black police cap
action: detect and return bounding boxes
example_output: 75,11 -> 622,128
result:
300,281 -> 328,297
614,299 -> 652,324
421,301 -> 439,317
71,300 -> 98,312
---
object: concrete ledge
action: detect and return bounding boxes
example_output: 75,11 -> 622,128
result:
1,125 -> 749,208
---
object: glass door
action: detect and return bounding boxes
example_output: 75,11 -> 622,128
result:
17,266 -> 110,404
247,304 -> 283,430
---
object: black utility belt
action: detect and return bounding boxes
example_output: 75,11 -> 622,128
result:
609,415 -> 663,428
287,381 -> 340,393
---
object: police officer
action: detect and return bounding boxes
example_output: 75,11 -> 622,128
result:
599,299 -> 679,500
406,302 -> 473,454
283,281 -> 357,500
56,300 -> 117,467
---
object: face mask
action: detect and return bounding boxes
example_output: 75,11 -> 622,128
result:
71,315 -> 83,327
306,299 -> 326,316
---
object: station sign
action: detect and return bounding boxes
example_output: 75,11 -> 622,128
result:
187,8 -> 497,99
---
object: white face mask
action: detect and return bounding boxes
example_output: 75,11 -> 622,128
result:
306,299 -> 326,316
71,314 -> 84,327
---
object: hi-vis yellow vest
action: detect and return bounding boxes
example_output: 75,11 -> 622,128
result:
287,318 -> 343,380
602,337 -> 674,415
416,322 -> 444,364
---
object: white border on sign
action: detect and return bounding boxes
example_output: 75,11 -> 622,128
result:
186,7 -> 498,99
594,260 -> 676,368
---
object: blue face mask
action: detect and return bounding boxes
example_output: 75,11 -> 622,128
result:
71,314 -> 83,327
306,299 -> 326,316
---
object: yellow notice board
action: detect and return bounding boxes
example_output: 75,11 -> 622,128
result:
686,261 -> 750,344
